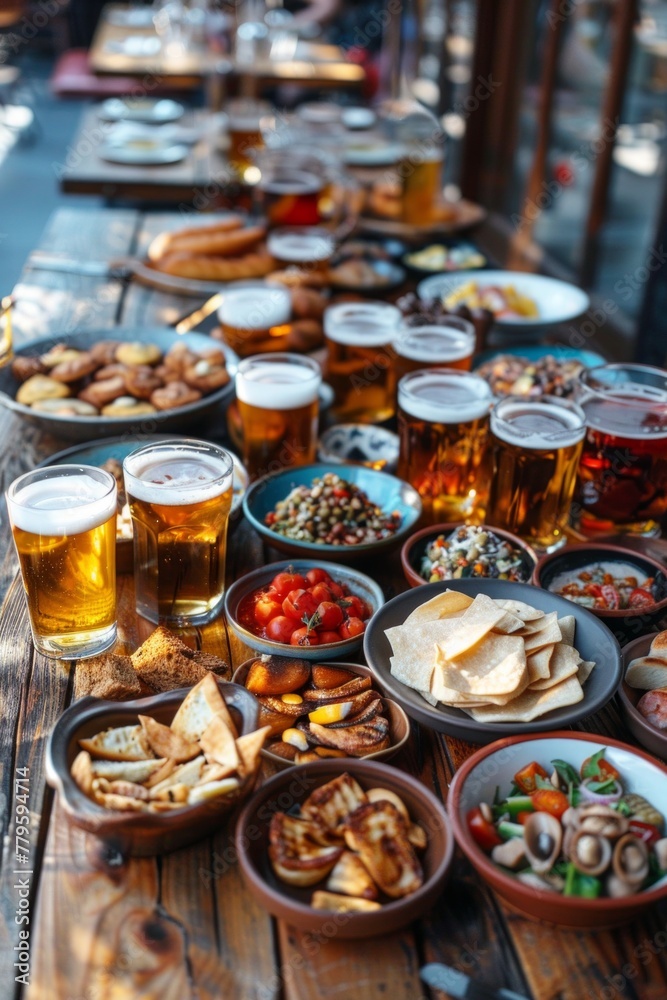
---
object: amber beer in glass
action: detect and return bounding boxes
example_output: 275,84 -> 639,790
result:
123,440 -> 233,626
397,369 -> 493,524
227,98 -> 269,175
257,169 -> 324,227
7,465 -> 117,659
217,283 -> 292,357
393,320 -> 476,381
266,227 -> 335,275
324,302 -> 402,423
486,396 -> 586,551
235,353 -> 321,480
576,364 -> 667,536
401,149 -> 444,224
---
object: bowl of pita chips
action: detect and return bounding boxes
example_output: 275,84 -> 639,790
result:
619,631 -> 667,762
46,675 -> 269,855
363,580 -> 622,744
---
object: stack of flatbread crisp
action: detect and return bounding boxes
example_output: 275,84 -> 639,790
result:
386,591 -> 596,723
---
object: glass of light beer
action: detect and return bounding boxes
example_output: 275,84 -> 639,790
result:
486,396 -> 586,551
400,148 -> 444,225
217,282 -> 292,357
397,369 -> 493,524
324,302 -> 402,423
236,353 -> 321,480
7,465 -> 117,659
576,364 -> 667,536
266,227 -> 335,276
123,440 -> 233,626
393,320 -> 476,382
227,98 -> 269,176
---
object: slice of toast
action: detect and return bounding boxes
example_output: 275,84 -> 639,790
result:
74,653 -> 142,701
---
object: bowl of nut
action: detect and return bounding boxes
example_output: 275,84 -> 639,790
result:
235,760 -> 453,937
46,675 -> 266,856
232,656 -> 410,766
0,326 -> 236,441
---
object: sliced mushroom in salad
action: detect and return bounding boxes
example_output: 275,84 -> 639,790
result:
466,749 -> 667,898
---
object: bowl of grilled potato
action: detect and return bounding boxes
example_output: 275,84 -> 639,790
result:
46,674 -> 268,855
232,657 -> 410,766
235,760 -> 453,937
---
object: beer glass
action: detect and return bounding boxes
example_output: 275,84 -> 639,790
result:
227,98 -> 269,175
576,364 -> 667,536
7,465 -> 117,659
400,148 -> 444,225
217,282 -> 292,357
397,369 -> 493,524
266,227 -> 335,276
486,395 -> 586,551
324,302 -> 402,423
257,168 -> 324,226
393,320 -> 476,381
123,440 -> 233,626
236,353 -> 321,480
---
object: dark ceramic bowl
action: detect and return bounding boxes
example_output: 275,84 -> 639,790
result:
400,522 -> 537,589
448,731 -> 667,928
0,327 -> 236,442
242,463 -> 421,563
46,680 -> 259,856
235,758 -> 453,938
232,658 -> 410,767
363,579 -> 622,744
533,542 -> 667,645
223,559 -> 384,661
619,632 -> 667,763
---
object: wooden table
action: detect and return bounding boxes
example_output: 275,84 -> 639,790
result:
1,207 -> 667,1000
58,106 -> 240,204
89,4 -> 364,90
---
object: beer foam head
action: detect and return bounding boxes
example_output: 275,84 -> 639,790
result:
324,302 -> 401,348
236,358 -> 321,410
260,170 -> 323,195
123,446 -> 233,506
218,285 -> 291,331
398,370 -> 492,423
394,324 -> 475,363
491,398 -> 585,449
267,228 -> 334,263
8,468 -> 116,535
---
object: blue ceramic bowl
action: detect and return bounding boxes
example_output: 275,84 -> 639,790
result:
242,463 -> 422,562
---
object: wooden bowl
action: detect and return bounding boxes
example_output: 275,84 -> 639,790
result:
235,759 -> 453,938
400,522 -> 537,589
232,657 -> 410,767
46,681 -> 259,857
618,632 -> 667,763
448,731 -> 667,928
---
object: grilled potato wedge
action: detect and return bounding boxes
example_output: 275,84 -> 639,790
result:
269,812 -> 343,886
343,801 -> 423,899
301,772 -> 367,834
326,851 -> 379,900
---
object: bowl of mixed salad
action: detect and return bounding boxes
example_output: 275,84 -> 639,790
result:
534,542 -> 667,643
448,732 -> 667,927
401,523 -> 537,589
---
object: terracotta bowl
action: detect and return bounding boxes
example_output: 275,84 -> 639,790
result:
619,632 -> 667,763
448,731 -> 667,928
46,681 -> 259,857
235,758 -> 453,938
223,559 -> 384,661
400,522 -> 537,589
533,542 -> 667,645
232,657 -> 410,767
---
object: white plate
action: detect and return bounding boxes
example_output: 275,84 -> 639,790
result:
99,140 -> 189,166
99,98 -> 185,124
418,270 -> 590,329
344,142 -> 406,167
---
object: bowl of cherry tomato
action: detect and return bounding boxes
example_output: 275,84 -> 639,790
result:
533,542 -> 667,644
223,560 -> 384,660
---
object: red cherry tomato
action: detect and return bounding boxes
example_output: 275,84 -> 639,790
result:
266,615 -> 297,643
254,594 -> 283,627
530,788 -> 569,820
306,568 -> 332,587
269,571 -> 307,602
628,587 -> 655,609
338,616 -> 366,639
310,582 -> 335,604
316,601 -> 344,630
282,588 -> 319,622
328,581 -> 345,600
318,630 -> 342,645
341,595 -> 369,620
467,807 -> 502,852
290,626 -> 319,646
